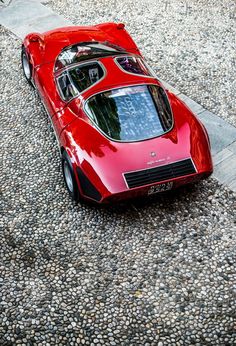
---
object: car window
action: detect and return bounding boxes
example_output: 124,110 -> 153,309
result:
116,56 -> 153,77
57,74 -> 77,100
84,85 -> 173,142
55,42 -> 126,71
57,62 -> 105,101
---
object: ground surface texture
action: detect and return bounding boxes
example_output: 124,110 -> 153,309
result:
0,0 -> 236,345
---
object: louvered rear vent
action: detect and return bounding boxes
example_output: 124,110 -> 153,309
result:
124,158 -> 196,188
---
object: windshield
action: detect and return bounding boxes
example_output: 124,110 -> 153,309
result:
55,42 -> 126,71
84,85 -> 173,142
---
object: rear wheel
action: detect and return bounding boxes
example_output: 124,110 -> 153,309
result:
21,46 -> 34,87
61,151 -> 79,202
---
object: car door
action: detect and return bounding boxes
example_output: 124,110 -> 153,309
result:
34,62 -> 78,140
34,62 -> 66,117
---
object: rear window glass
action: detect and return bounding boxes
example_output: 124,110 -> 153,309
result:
57,62 -> 104,101
55,42 -> 126,71
116,56 -> 153,77
84,85 -> 173,142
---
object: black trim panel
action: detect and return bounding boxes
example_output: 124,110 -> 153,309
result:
77,167 -> 102,202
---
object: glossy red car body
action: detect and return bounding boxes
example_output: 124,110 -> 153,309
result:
22,23 -> 213,203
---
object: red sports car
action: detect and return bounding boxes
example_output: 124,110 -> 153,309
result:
21,23 -> 213,203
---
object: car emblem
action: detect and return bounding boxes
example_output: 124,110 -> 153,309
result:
150,151 -> 156,157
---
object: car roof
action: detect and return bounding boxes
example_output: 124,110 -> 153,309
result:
68,55 -> 160,104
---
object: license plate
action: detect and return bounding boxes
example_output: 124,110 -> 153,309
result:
148,182 -> 173,195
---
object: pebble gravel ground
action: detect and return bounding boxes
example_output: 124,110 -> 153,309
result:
0,1 -> 236,345
46,0 -> 236,127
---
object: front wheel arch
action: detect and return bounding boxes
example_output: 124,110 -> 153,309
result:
21,45 -> 34,87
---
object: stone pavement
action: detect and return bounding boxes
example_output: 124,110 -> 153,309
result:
0,0 -> 70,37
1,0 -> 236,192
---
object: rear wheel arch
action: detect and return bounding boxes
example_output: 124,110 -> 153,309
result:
61,149 -> 80,201
60,146 -> 84,198
60,146 -> 76,163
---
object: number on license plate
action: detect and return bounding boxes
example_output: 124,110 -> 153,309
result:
148,182 -> 173,195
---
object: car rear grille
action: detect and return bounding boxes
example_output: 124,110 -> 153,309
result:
124,158 -> 196,189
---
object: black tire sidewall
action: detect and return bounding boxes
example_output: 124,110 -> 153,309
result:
61,151 -> 79,201
21,46 -> 33,87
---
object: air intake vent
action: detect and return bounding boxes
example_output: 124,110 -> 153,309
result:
124,158 -> 196,189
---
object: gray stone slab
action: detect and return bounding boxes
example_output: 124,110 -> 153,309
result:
0,0 -> 50,28
178,93 -> 205,115
213,148 -> 234,166
228,179 -> 236,192
0,0 -> 71,38
228,141 -> 236,155
16,14 -> 70,38
213,154 -> 236,186
198,110 -> 236,156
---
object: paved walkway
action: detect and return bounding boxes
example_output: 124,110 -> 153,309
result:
1,0 -> 236,192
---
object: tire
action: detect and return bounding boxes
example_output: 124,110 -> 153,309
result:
21,46 -> 34,87
61,151 -> 79,201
